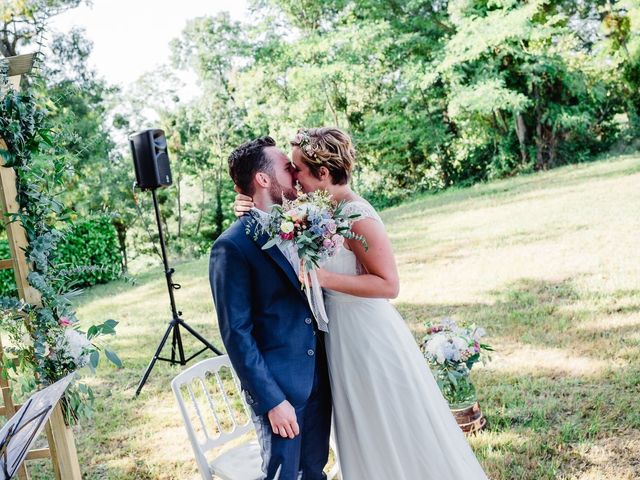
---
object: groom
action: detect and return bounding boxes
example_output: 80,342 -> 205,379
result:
209,137 -> 331,480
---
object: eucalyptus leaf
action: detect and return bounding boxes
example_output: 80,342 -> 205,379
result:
87,325 -> 98,339
89,350 -> 100,372
262,238 -> 280,250
105,349 -> 123,368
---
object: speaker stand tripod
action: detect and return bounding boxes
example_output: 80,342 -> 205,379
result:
135,189 -> 223,396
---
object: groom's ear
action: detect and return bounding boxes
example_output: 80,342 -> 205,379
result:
255,172 -> 270,189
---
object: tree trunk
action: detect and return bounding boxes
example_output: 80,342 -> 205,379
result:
214,183 -> 223,239
195,174 -> 206,236
535,122 -> 558,170
1,26 -> 18,57
549,130 -> 559,167
515,112 -> 528,164
322,80 -> 340,127
628,97 -> 640,135
161,212 -> 170,244
494,110 -> 509,133
112,219 -> 128,273
213,162 -> 224,239
535,121 -> 545,169
176,165 -> 182,238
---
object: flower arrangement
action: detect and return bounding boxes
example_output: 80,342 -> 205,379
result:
421,318 -> 492,408
256,188 -> 367,270
0,297 -> 121,422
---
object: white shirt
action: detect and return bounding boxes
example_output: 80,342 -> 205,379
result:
252,207 -> 300,276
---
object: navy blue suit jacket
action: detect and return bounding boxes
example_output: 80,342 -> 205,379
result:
209,216 -> 322,416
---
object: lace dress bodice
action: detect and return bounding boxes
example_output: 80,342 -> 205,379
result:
323,200 -> 383,285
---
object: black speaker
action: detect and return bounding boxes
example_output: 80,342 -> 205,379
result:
129,129 -> 172,190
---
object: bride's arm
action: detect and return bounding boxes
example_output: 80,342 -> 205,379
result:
316,218 -> 400,299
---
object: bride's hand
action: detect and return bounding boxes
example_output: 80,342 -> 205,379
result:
298,261 -> 329,288
233,188 -> 254,217
316,268 -> 331,288
298,260 -> 308,285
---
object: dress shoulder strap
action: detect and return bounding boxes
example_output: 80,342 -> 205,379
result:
342,200 -> 383,224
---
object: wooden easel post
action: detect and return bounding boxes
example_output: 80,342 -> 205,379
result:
0,53 -> 82,480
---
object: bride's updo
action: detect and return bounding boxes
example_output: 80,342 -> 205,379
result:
290,127 -> 355,185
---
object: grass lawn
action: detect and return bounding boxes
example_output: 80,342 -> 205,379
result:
26,153 -> 640,479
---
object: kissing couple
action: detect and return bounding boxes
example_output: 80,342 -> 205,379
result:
209,127 -> 489,479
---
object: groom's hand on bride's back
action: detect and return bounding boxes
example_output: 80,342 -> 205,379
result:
267,399 -> 300,439
233,186 -> 254,217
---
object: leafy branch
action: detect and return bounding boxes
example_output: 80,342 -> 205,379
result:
0,71 -> 121,424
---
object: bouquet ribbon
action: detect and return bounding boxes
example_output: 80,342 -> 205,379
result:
302,265 -> 329,333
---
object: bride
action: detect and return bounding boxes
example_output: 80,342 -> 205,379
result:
236,127 -> 489,479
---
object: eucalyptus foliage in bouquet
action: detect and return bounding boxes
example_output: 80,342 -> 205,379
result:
421,318 -> 492,408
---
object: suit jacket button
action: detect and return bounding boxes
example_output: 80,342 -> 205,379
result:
307,349 -> 315,356
305,318 -> 312,324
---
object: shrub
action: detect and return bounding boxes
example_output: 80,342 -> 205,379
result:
54,216 -> 123,289
0,216 -> 122,297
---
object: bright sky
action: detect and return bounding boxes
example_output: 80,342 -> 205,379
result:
50,0 -> 249,98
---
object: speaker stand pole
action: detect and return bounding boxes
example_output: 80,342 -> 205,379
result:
135,189 -> 223,397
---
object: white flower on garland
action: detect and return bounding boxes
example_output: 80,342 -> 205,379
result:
58,329 -> 92,367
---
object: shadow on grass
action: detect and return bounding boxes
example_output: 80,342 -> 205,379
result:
399,278 -> 640,355
396,278 -> 640,479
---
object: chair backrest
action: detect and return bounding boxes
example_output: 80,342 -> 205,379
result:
172,355 -> 254,478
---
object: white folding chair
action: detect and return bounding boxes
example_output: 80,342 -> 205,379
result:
172,355 -> 341,480
172,356 -> 261,480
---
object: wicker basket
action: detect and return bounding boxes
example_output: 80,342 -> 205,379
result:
450,401 -> 486,435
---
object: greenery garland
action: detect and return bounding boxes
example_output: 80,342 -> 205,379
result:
0,72 -> 121,423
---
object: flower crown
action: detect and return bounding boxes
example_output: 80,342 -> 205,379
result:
293,129 -> 322,163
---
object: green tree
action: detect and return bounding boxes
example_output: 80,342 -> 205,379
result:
432,0 -> 621,176
0,0 -> 85,57
168,13 -> 254,249
602,0 -> 640,136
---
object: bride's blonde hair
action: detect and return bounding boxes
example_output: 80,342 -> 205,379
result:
290,127 -> 355,185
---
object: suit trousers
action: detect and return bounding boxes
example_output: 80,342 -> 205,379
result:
251,345 -> 331,480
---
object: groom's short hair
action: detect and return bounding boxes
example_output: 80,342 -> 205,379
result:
228,136 -> 277,196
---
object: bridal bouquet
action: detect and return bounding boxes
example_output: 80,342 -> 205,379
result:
258,189 -> 367,270
421,318 -> 492,408
254,188 -> 366,331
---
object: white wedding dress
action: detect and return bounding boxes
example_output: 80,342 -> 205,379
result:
322,201 -> 489,480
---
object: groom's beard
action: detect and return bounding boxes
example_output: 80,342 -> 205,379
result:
269,179 -> 297,204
